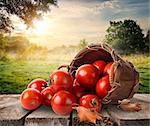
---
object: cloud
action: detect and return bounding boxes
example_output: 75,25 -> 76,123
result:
95,0 -> 120,10
46,0 -> 109,41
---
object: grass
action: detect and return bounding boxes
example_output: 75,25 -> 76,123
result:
0,60 -> 59,93
122,54 -> 150,93
0,54 -> 149,94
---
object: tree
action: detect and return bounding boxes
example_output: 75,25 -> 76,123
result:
79,38 -> 88,49
143,30 -> 149,53
0,35 -> 30,58
105,19 -> 145,54
0,0 -> 57,33
6,36 -> 30,53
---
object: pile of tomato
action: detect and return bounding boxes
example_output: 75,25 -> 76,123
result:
20,60 -> 113,116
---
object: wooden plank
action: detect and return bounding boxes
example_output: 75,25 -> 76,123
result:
133,94 -> 150,103
24,105 -> 69,126
0,95 -> 20,109
0,94 -> 149,126
107,94 -> 150,126
0,95 -> 32,126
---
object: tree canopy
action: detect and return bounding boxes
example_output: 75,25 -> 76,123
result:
105,19 -> 148,54
0,0 -> 57,33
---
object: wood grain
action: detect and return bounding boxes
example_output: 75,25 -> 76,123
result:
134,94 -> 150,103
24,105 -> 69,126
0,95 -> 31,126
107,94 -> 150,126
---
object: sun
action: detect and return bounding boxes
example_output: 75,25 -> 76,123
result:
24,17 -> 54,36
15,16 -> 56,45
32,19 -> 49,35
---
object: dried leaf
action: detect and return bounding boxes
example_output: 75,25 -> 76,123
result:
118,99 -> 142,112
73,106 -> 102,124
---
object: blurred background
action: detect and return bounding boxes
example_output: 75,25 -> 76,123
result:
0,0 -> 149,94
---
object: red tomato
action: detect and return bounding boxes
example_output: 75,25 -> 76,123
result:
93,60 -> 106,76
51,90 -> 76,116
20,88 -> 42,110
41,87 -> 54,106
48,85 -> 57,94
50,71 -> 73,92
96,75 -> 111,98
27,78 -> 48,92
103,62 -> 113,75
75,64 -> 99,89
72,85 -> 86,99
79,94 -> 101,112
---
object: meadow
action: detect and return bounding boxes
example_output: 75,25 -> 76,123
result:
122,55 -> 150,93
0,54 -> 149,94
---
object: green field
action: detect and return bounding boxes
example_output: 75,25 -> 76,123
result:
122,55 -> 150,93
0,60 -> 58,93
0,54 -> 149,94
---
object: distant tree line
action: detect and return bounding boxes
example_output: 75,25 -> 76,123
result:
0,34 -> 48,60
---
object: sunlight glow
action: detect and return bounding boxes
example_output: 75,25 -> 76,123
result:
19,17 -> 56,45
21,17 -> 55,37
32,19 -> 50,35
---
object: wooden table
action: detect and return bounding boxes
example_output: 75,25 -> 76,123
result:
0,94 -> 149,126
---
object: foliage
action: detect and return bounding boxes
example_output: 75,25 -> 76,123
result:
0,35 -> 28,59
79,39 -> 88,49
0,34 -> 8,58
0,0 -> 57,33
105,19 -> 148,54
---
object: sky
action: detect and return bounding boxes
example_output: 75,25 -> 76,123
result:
14,0 -> 149,48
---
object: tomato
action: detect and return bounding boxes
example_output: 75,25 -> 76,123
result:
75,64 -> 99,89
27,78 -> 48,92
79,94 -> 101,112
48,85 -> 57,94
51,90 -> 76,116
72,85 -> 86,99
96,75 -> 111,98
93,60 -> 106,76
50,70 -> 73,92
41,87 -> 54,106
103,62 -> 113,75
20,88 -> 42,110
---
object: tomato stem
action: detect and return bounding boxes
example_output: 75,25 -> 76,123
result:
91,98 -> 97,107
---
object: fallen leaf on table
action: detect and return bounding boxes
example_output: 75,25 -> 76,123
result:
118,99 -> 142,112
73,106 -> 102,124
